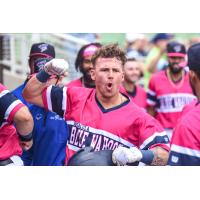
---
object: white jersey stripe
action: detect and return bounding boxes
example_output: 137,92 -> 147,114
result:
0,121 -> 7,129
67,144 -> 81,152
4,100 -> 22,120
157,93 -> 196,99
170,144 -> 200,158
67,120 -> 135,147
62,87 -> 67,116
0,90 -> 9,98
140,131 -> 168,149
46,85 -> 53,112
147,99 -> 156,106
156,107 -> 184,113
147,89 -> 156,96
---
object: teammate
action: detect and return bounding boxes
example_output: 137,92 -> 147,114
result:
0,83 -> 33,166
12,43 -> 69,166
147,41 -> 196,140
67,43 -> 102,88
121,58 -> 147,110
168,43 -> 200,165
23,44 -> 170,166
13,42 -> 55,107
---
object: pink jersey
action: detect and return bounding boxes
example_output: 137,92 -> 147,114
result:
168,101 -> 200,165
66,78 -> 82,87
0,84 -> 24,159
147,70 -> 196,129
42,86 -> 170,164
120,85 -> 147,109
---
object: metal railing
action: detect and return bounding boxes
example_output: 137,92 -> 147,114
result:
0,33 -> 89,85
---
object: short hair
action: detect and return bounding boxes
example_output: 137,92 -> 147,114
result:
126,58 -> 136,62
75,43 -> 102,72
91,44 -> 127,67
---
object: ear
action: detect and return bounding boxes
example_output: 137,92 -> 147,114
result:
90,69 -> 95,81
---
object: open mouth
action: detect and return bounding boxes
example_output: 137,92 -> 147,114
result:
106,83 -> 113,90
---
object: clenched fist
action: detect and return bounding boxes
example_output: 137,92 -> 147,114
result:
44,59 -> 69,76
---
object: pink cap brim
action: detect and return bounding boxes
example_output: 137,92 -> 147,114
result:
30,53 -> 53,58
168,53 -> 186,57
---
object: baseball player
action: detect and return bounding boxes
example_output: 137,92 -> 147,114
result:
168,43 -> 200,165
67,43 -> 102,88
147,41 -> 196,140
0,83 -> 33,165
23,44 -> 170,166
121,58 -> 147,110
12,43 -> 69,166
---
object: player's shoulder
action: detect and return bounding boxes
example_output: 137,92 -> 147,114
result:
66,78 -> 82,87
151,70 -> 166,80
0,83 -> 7,92
179,103 -> 200,129
136,85 -> 146,94
126,100 -> 148,117
67,86 -> 94,100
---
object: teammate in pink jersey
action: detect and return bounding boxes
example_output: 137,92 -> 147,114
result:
121,58 -> 147,110
0,83 -> 33,165
168,43 -> 200,165
67,43 -> 102,88
147,41 -> 196,140
23,44 -> 169,166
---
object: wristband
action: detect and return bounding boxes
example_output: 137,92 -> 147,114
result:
140,150 -> 154,165
18,132 -> 33,142
36,70 -> 51,83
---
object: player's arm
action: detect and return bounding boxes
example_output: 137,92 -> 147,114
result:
150,146 -> 168,165
146,50 -> 163,73
23,59 -> 69,108
146,78 -> 157,117
112,146 -> 168,166
0,86 -> 34,150
13,106 -> 34,150
145,45 -> 166,73
112,115 -> 169,166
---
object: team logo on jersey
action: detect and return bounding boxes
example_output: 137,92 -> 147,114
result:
50,115 -> 63,121
67,122 -> 130,151
171,155 -> 179,163
38,44 -> 48,52
35,113 -> 43,120
157,94 -> 196,113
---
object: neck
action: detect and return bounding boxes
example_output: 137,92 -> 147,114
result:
96,92 -> 126,109
168,68 -> 184,83
123,81 -> 135,93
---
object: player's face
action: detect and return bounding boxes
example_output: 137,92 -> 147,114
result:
29,55 -> 47,74
91,57 -> 124,98
124,61 -> 141,83
168,56 -> 185,74
81,54 -> 94,79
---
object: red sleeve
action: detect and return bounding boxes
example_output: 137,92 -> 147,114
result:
147,76 -> 157,106
138,114 -> 170,151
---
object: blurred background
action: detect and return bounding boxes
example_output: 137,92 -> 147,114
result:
0,33 -> 200,90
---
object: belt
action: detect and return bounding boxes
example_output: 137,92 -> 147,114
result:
0,158 -> 13,166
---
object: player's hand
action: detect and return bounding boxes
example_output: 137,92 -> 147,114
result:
112,146 -> 142,166
44,59 -> 69,76
19,139 -> 33,151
